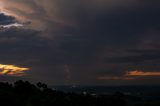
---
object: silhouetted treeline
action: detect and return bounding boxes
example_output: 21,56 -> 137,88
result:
0,80 -> 159,106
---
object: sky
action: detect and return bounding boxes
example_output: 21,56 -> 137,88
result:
0,0 -> 160,85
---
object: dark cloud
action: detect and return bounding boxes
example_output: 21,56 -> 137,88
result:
0,13 -> 16,25
106,53 -> 160,64
0,0 -> 159,85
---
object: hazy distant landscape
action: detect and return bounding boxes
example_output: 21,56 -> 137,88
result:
53,85 -> 160,98
0,80 -> 160,106
53,85 -> 160,101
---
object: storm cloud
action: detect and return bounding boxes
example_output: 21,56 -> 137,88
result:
0,0 -> 159,85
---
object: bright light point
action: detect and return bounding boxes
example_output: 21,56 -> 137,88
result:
0,64 -> 29,76
126,70 -> 160,76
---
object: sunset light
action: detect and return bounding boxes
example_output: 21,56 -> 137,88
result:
97,76 -> 134,80
97,70 -> 160,81
0,64 -> 29,76
126,70 -> 160,76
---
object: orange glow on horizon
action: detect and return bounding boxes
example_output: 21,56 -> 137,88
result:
126,70 -> 160,76
97,76 -> 134,80
97,70 -> 160,81
0,64 -> 29,76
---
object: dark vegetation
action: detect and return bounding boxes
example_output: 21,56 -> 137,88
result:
0,80 -> 159,106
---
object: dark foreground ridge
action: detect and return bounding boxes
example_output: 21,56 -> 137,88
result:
0,80 -> 159,106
